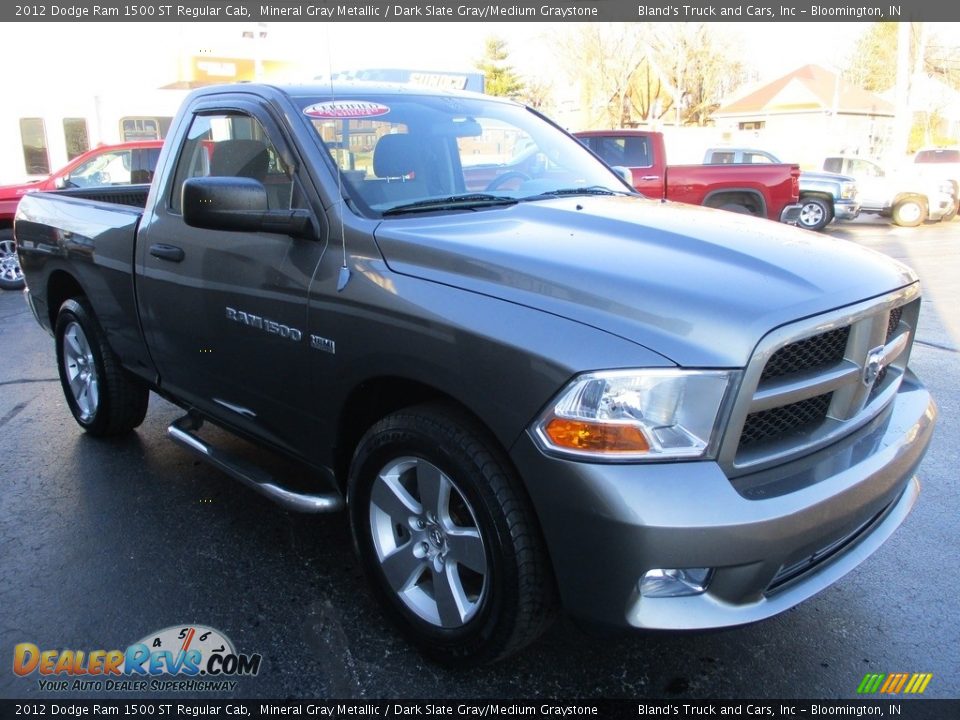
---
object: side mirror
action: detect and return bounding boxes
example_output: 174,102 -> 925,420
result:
182,177 -> 317,240
610,165 -> 635,187
55,176 -> 67,189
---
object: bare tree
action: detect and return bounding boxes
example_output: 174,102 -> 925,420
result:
555,25 -> 649,127
518,76 -> 555,114
647,24 -> 746,127
557,23 -> 744,128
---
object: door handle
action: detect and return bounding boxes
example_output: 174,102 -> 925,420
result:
639,175 -> 659,181
149,244 -> 185,262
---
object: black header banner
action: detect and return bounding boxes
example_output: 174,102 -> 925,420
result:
3,0 -> 958,23
1,699 -> 960,718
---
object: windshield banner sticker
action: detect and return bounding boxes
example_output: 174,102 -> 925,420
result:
303,101 -> 390,120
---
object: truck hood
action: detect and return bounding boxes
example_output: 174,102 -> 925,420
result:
800,170 -> 855,184
373,196 -> 916,367
0,179 -> 45,203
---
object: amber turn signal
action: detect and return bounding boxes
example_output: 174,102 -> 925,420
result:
544,417 -> 651,454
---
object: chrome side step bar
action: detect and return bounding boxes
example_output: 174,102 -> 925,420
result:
167,414 -> 343,513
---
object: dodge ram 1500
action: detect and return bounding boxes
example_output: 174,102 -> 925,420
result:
16,83 -> 936,664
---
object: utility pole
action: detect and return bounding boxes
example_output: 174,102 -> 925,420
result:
892,22 -> 912,160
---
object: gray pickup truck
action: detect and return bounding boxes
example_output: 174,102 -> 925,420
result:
16,84 -> 936,664
704,147 -> 860,232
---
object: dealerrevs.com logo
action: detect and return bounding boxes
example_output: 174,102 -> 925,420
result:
13,625 -> 262,692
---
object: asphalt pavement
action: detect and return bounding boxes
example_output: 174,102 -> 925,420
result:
1,217 -> 958,701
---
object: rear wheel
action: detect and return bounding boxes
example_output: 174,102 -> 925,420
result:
891,197 -> 927,227
348,404 -> 555,665
0,229 -> 24,291
796,197 -> 833,231
55,298 -> 149,436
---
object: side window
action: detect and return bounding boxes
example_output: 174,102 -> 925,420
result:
823,158 -> 842,173
744,152 -> 773,164
64,150 -> 132,188
709,151 -> 736,164
170,111 -> 298,213
132,148 -> 161,184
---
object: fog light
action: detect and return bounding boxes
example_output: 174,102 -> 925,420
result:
640,568 -> 713,598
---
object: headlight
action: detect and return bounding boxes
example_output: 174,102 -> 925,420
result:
533,369 -> 736,461
840,182 -> 857,200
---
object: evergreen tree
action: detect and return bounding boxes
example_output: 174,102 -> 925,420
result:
476,37 -> 525,98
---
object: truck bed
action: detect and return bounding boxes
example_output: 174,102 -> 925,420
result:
15,187 -> 151,376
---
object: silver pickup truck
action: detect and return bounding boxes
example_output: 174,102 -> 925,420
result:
16,83 -> 936,664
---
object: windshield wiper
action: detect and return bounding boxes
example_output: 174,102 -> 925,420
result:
521,186 -> 632,200
382,194 -> 518,216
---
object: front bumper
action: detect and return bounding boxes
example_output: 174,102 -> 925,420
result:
779,203 -> 803,225
510,372 -> 935,629
834,198 -> 861,221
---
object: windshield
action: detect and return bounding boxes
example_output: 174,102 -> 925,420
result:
296,93 -> 631,217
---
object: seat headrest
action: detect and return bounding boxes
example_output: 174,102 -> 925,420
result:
373,134 -> 421,178
210,139 -> 269,181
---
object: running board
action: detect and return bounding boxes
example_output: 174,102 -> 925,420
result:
167,414 -> 343,513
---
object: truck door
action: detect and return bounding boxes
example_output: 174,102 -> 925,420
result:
136,104 -> 326,458
584,134 -> 664,199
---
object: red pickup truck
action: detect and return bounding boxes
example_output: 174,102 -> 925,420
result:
574,130 -> 802,224
0,140 -> 162,290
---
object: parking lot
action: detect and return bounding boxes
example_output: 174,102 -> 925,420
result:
0,217 -> 957,700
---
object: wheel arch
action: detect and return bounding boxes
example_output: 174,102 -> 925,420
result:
702,188 -> 767,217
335,376 -> 514,493
46,270 -> 86,328
891,192 -> 927,208
799,191 -> 834,206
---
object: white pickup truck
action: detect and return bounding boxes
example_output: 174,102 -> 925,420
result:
823,155 -> 957,226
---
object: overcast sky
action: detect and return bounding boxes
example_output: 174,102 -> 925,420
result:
4,21 -> 867,94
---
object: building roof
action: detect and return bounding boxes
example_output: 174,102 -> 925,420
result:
715,64 -> 895,118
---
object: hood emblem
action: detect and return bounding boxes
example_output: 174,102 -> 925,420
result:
863,346 -> 886,387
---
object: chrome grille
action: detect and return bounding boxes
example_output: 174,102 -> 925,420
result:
719,286 -> 920,480
760,327 -> 849,382
739,394 -> 832,448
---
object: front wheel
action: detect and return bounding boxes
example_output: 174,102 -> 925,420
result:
348,404 -> 555,665
796,197 -> 833,231
0,229 -> 25,291
891,197 -> 927,227
55,297 -> 149,436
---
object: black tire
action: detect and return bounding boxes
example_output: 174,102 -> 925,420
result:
891,197 -> 927,227
348,403 -> 555,665
55,297 -> 149,436
0,228 -> 25,291
717,203 -> 756,216
796,197 -> 833,232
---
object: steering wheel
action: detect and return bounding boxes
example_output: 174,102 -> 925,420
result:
485,171 -> 531,191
